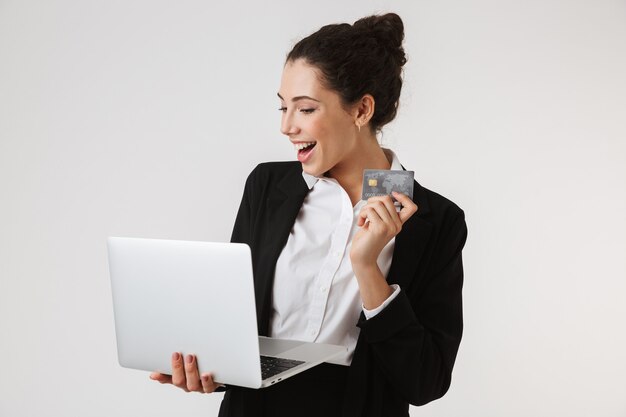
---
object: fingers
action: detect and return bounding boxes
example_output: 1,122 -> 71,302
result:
373,196 -> 403,230
357,193 -> 418,235
391,192 -> 418,223
171,352 -> 189,391
200,373 -> 221,394
152,352 -> 216,394
358,204 -> 396,235
358,195 -> 404,235
150,372 -> 172,384
184,354 -> 203,392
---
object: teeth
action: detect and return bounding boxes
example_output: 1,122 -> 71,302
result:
294,142 -> 316,151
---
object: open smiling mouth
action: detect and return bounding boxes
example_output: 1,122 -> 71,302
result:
294,142 -> 317,162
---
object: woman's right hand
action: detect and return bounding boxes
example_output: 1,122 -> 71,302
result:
150,352 -> 221,393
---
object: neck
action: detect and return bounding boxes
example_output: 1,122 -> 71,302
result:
327,135 -> 391,205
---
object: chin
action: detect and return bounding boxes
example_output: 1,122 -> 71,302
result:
301,164 -> 324,178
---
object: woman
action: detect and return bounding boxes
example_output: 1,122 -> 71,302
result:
151,12 -> 467,417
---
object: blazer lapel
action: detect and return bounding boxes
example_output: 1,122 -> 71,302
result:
255,168 -> 310,335
386,180 -> 433,289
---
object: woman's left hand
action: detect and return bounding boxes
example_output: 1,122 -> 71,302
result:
350,192 -> 418,268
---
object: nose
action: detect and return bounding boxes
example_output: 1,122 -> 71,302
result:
280,110 -> 299,136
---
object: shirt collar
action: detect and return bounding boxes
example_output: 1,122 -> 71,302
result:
301,148 -> 404,190
302,170 -> 319,189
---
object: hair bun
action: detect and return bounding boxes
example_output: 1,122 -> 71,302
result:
353,13 -> 406,64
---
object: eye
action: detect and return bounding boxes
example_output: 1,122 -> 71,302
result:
278,106 -> 287,112
299,108 -> 316,114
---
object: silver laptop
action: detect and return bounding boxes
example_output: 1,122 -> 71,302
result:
107,237 -> 346,389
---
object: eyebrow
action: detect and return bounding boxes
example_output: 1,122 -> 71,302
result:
277,92 -> 320,103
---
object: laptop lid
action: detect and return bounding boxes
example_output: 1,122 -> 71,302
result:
108,236 -> 347,389
107,237 -> 263,388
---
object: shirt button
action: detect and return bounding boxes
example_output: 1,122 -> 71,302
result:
334,251 -> 342,258
310,329 -> 316,336
320,286 -> 328,293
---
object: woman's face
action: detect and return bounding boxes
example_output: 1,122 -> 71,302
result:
278,59 -> 358,177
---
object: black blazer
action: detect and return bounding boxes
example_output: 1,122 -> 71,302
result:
219,161 -> 468,417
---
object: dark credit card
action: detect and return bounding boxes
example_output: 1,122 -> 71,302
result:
361,169 -> 415,202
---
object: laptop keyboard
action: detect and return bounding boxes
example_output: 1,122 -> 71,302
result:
260,355 -> 305,380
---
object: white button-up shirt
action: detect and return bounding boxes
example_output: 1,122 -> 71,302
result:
269,149 -> 403,365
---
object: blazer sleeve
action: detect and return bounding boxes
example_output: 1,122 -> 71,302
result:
230,165 -> 261,245
356,208 -> 468,406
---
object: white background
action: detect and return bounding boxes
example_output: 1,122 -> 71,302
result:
1,0 -> 625,416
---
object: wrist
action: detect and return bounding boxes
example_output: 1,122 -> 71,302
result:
351,261 -> 394,310
350,258 -> 380,276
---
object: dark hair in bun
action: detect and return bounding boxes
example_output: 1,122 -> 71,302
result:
286,13 -> 407,132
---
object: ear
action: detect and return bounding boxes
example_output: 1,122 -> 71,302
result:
353,94 -> 375,130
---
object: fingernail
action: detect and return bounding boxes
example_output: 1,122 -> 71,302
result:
172,352 -> 180,361
186,354 -> 194,364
